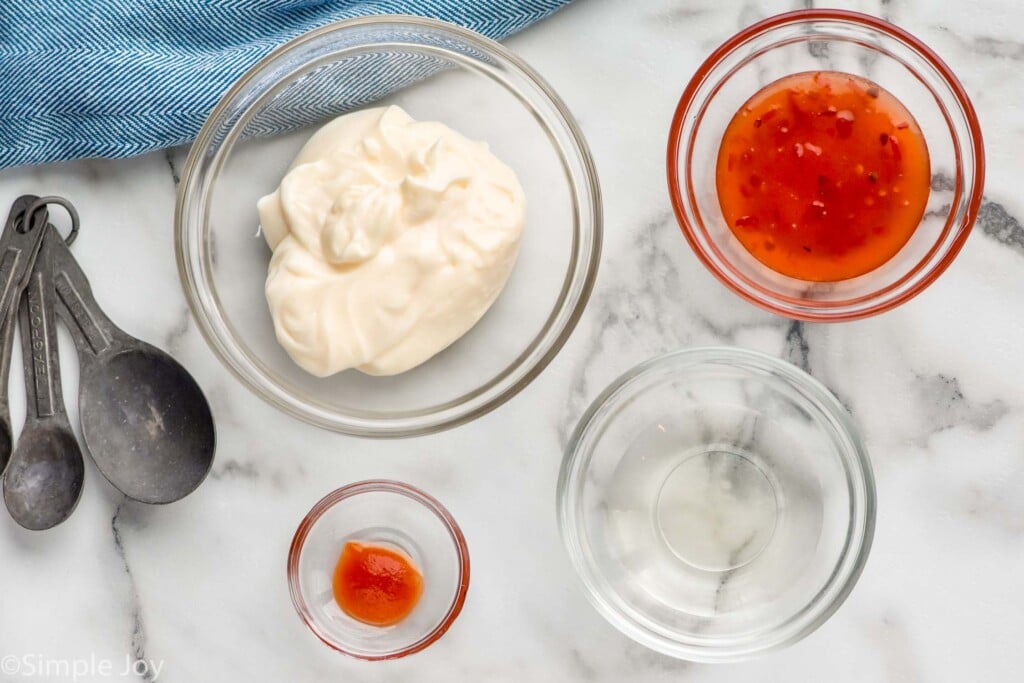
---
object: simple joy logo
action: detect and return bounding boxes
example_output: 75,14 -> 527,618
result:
0,654 -> 165,681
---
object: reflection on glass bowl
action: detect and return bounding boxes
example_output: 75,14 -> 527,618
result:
177,16 -> 601,436
668,9 -> 984,321
558,347 -> 875,662
288,480 -> 470,660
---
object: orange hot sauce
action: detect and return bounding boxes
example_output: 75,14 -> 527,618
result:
333,541 -> 424,627
716,71 -> 930,281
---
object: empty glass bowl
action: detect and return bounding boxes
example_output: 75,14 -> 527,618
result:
176,16 -> 601,436
288,480 -> 470,660
557,348 -> 875,662
667,9 -> 984,321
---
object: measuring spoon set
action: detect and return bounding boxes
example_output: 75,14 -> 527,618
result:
0,195 -> 216,530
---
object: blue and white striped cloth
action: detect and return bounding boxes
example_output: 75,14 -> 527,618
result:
0,0 -> 572,169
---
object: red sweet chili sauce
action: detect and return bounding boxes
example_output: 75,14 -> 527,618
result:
333,541 -> 424,627
716,71 -> 930,281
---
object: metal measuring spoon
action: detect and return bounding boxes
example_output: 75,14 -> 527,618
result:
51,233 -> 215,504
0,312 -> 16,478
0,196 -> 55,479
3,225 -> 85,530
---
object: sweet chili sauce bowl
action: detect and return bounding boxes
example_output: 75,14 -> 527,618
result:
176,16 -> 601,437
288,480 -> 470,660
667,9 -> 984,321
557,348 -> 875,662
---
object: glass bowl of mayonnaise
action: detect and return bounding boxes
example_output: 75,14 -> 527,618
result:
176,16 -> 602,436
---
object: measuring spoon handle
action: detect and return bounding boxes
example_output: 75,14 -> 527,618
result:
49,231 -> 126,363
0,196 -> 48,322
0,195 -> 49,400
0,307 -> 16,406
20,227 -> 68,423
0,310 -> 16,475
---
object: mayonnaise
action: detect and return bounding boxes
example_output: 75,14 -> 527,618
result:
257,105 -> 526,377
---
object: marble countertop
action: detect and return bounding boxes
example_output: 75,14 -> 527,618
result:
0,0 -> 1020,681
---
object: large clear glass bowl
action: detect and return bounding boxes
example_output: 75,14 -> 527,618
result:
176,16 -> 601,436
667,9 -> 984,321
558,347 -> 875,662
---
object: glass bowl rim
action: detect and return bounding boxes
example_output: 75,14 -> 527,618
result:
666,8 -> 985,322
557,346 -> 877,662
287,479 -> 471,661
175,14 -> 603,437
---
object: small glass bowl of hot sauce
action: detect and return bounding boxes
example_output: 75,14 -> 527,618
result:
288,480 -> 470,660
668,9 -> 984,321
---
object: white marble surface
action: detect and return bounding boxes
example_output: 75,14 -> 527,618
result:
0,0 -> 1020,680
